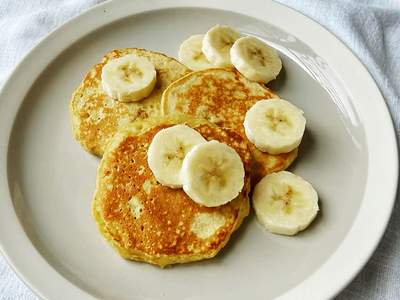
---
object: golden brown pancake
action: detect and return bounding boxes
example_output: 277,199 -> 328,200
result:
70,48 -> 190,156
161,68 -> 298,183
92,116 -> 251,267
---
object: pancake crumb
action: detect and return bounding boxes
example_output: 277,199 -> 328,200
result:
191,212 -> 226,239
143,178 -> 156,194
129,196 -> 143,219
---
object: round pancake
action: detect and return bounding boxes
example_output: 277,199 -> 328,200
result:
161,68 -> 298,183
92,116 -> 251,267
70,48 -> 190,156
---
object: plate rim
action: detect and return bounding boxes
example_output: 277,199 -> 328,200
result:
0,0 -> 397,299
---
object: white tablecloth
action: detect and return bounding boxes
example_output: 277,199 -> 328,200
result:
0,0 -> 399,299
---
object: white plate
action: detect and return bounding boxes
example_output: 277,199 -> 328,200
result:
0,0 -> 397,299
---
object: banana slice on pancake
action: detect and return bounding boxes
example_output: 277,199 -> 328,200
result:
230,36 -> 282,83
181,141 -> 245,207
147,125 -> 206,188
252,171 -> 319,236
101,54 -> 156,102
244,99 -> 306,154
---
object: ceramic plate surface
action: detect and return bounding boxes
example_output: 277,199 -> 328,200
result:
0,0 -> 397,299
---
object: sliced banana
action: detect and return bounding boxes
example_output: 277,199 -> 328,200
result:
101,54 -> 156,102
181,141 -> 245,207
178,34 -> 213,70
243,99 -> 306,154
230,36 -> 282,83
253,171 -> 319,236
202,25 -> 240,67
147,125 -> 206,188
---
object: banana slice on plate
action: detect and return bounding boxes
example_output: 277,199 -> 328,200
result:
181,141 -> 245,207
101,54 -> 156,102
178,34 -> 213,70
253,171 -> 319,236
202,24 -> 240,67
147,125 -> 206,188
244,99 -> 306,154
230,36 -> 282,83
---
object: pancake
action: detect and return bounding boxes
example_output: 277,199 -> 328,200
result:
161,68 -> 298,183
92,116 -> 251,267
70,48 -> 190,156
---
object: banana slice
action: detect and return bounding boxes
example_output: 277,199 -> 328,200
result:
202,25 -> 240,67
181,141 -> 245,207
147,125 -> 206,188
253,171 -> 319,236
244,99 -> 306,154
101,54 -> 156,102
178,34 -> 213,70
230,36 -> 282,83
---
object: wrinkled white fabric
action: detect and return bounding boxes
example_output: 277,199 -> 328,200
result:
0,0 -> 399,299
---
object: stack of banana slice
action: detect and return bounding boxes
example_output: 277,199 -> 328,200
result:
179,24 -> 282,84
177,25 -> 319,236
147,124 -> 245,208
145,110 -> 318,236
